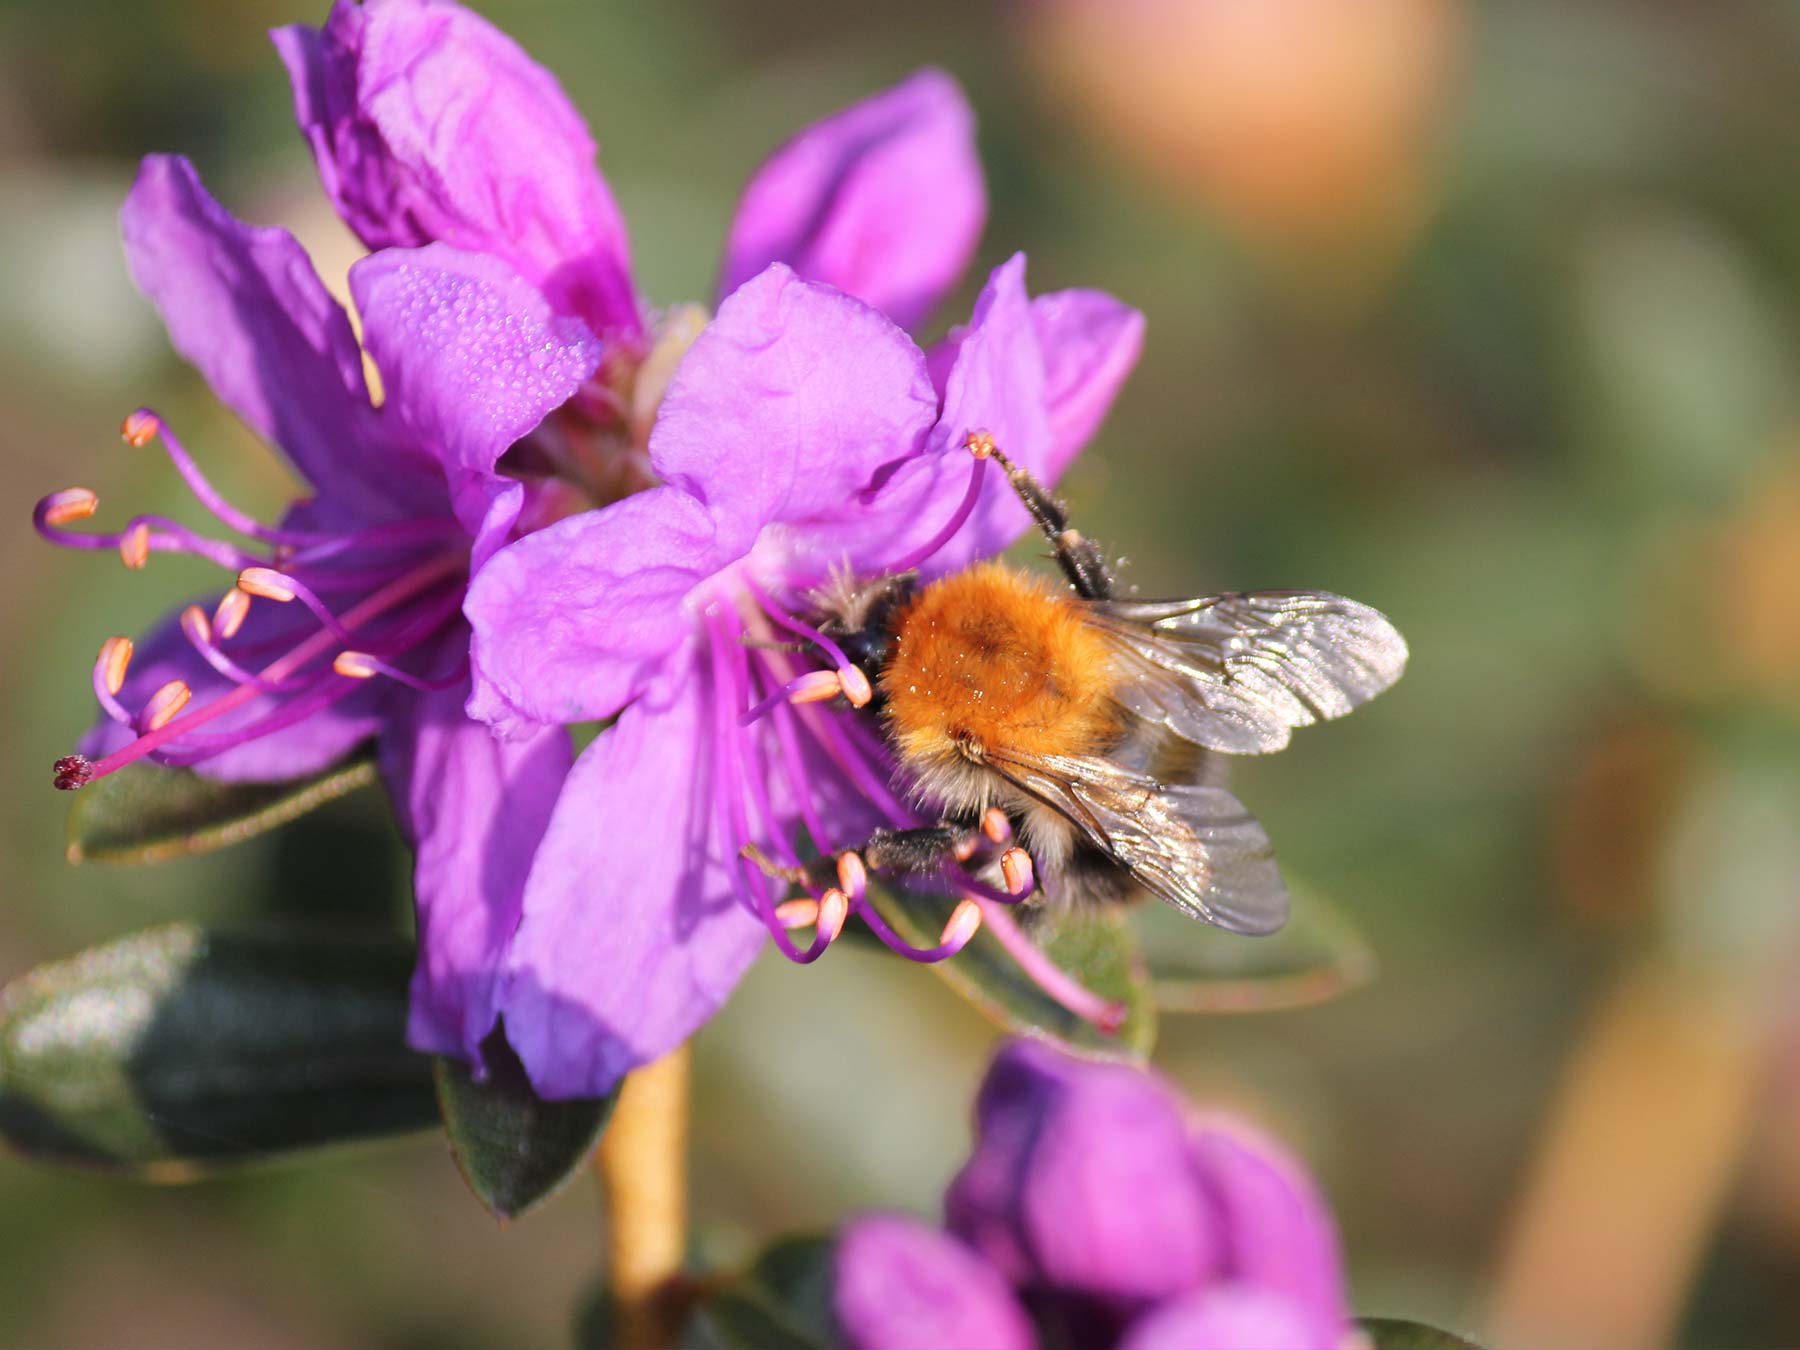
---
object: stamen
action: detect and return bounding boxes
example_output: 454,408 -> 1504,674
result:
140,680 -> 192,731
836,850 -> 869,901
37,488 -> 98,526
816,888 -> 850,944
940,898 -> 983,948
179,606 -> 304,694
774,898 -> 821,929
97,637 -> 133,696
214,588 -> 252,640
119,522 -> 150,570
837,664 -> 873,708
884,430 -> 992,573
332,649 -> 467,692
179,604 -> 211,646
119,408 -> 159,446
979,901 -> 1127,1033
740,669 -> 849,725
1000,847 -> 1035,898
121,409 -> 323,545
953,832 -> 981,863
236,567 -> 298,602
743,577 -> 868,698
982,807 -> 1013,844
852,890 -> 983,962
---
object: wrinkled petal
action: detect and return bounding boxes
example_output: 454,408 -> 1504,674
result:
120,155 -> 437,524
833,1215 -> 1035,1350
720,69 -> 984,332
945,1039 -> 1214,1306
648,265 -> 937,561
1191,1120 -> 1351,1340
1118,1286 -> 1329,1350
463,486 -> 727,739
351,244 -> 602,566
835,254 -> 1050,578
497,651 -> 765,1098
80,595 -> 388,783
274,0 -> 637,335
379,641 -> 571,1064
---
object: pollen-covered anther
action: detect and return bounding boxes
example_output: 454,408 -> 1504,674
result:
786,669 -> 847,705
952,832 -> 980,863
816,888 -> 851,944
940,898 -> 983,950
118,522 -> 151,570
981,807 -> 1013,844
120,408 -> 161,446
96,636 -> 134,696
38,488 -> 99,525
236,566 -> 298,602
835,849 -> 869,901
213,587 -> 252,640
774,897 -> 821,930
1000,846 -> 1035,898
965,429 -> 997,459
333,651 -> 380,680
52,754 -> 93,791
837,664 -> 873,708
140,679 -> 192,731
179,604 -> 212,646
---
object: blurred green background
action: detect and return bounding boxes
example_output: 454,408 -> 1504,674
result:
5,1 -> 1800,1346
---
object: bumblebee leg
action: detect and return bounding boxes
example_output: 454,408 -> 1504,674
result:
981,444 -> 1114,600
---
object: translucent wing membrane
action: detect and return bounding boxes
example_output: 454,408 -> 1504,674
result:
1084,591 -> 1408,754
990,750 -> 1289,934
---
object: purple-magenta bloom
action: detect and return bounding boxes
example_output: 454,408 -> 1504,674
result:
35,154 -> 598,1066
461,252 -> 1142,1098
833,1040 -> 1356,1350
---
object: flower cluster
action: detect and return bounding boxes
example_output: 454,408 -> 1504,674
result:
832,1040 -> 1356,1350
36,0 -> 1142,1098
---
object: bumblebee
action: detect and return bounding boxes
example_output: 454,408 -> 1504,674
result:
804,436 -> 1407,937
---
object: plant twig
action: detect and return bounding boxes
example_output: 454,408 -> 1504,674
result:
597,1042 -> 692,1350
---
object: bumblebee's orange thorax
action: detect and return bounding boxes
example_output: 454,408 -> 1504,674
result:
880,563 -> 1119,770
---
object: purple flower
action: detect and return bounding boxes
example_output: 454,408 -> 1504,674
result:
35,154 -> 599,1066
461,251 -> 1142,1098
833,1040 -> 1355,1350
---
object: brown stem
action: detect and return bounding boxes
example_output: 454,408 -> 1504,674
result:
597,1042 -> 693,1350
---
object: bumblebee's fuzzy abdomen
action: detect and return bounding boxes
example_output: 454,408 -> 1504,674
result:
880,563 -> 1119,770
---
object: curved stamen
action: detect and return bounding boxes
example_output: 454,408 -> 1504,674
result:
123,409 -> 323,545
980,900 -> 1126,1032
852,892 -> 983,963
36,504 -> 255,571
140,680 -> 192,731
179,605 -> 305,694
334,650 -> 468,692
883,430 -> 992,573
236,568 -> 360,645
89,638 -> 135,728
744,577 -> 869,703
282,515 -> 467,567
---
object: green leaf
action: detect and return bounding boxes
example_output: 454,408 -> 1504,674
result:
701,1236 -> 835,1350
66,753 -> 380,865
1135,889 -> 1377,1014
1358,1317 -> 1487,1349
435,1033 -> 615,1222
0,922 -> 437,1175
862,884 -> 1156,1059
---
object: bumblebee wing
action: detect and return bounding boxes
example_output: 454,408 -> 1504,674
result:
1082,591 -> 1408,754
991,750 -> 1289,935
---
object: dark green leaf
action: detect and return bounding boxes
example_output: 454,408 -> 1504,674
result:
1136,888 -> 1377,1014
66,753 -> 379,865
701,1236 -> 835,1350
862,883 -> 1156,1059
0,922 -> 437,1175
435,1031 -> 615,1222
1358,1317 -> 1487,1349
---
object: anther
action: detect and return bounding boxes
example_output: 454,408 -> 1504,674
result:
1000,846 -> 1035,898
120,408 -> 161,446
140,679 -> 191,731
118,522 -> 151,570
52,754 -> 93,791
97,636 -> 133,696
837,664 -> 873,708
939,898 -> 983,950
816,888 -> 850,944
38,488 -> 99,525
981,807 -> 1013,844
214,587 -> 251,639
952,832 -> 980,863
835,850 -> 868,901
966,429 -> 997,459
786,669 -> 845,705
774,897 -> 821,929
333,651 -> 380,680
237,567 -> 297,602
179,604 -> 211,646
